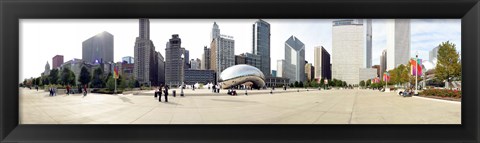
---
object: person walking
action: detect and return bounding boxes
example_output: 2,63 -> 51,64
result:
158,85 -> 163,102
83,84 -> 87,97
164,85 -> 169,102
53,87 -> 57,96
49,87 -> 53,96
66,85 -> 70,95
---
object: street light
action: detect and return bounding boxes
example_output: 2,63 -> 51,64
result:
181,53 -> 184,97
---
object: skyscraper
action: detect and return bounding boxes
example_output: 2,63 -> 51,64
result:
134,19 -> 162,86
366,19 -> 373,68
305,63 -> 313,81
156,52 -> 165,85
184,49 -> 190,69
284,36 -> 305,83
52,55 -> 64,69
43,61 -> 50,76
277,59 -> 286,78
429,46 -> 440,64
252,19 -> 271,77
314,46 -> 332,80
201,46 -> 211,70
332,19 -> 365,85
82,31 -> 114,64
209,22 -> 235,82
386,19 -> 411,70
380,49 -> 388,79
165,34 -> 184,87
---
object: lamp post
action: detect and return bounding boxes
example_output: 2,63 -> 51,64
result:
181,53 -> 184,97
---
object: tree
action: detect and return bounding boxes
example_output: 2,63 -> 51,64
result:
48,69 -> 59,85
78,66 -> 91,86
134,80 -> 140,88
299,81 -> 304,87
366,79 -> 371,87
61,67 -> 76,85
106,76 -> 116,91
359,80 -> 365,87
42,75 -> 50,85
91,68 -> 105,88
294,81 -> 299,87
342,81 -> 347,87
435,41 -> 461,87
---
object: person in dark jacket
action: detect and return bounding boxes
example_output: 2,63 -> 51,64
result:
158,85 -> 163,102
163,85 -> 169,102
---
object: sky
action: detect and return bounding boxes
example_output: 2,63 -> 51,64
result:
19,19 -> 461,82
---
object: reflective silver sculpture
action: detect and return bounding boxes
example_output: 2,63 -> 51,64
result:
219,64 -> 266,89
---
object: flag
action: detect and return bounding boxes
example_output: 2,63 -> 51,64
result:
112,64 -> 119,79
383,72 -> 390,82
410,58 -> 423,76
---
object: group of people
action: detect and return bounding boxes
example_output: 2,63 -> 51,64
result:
154,84 -> 169,102
49,87 -> 57,96
227,89 -> 238,96
211,84 -> 220,93
48,84 -> 88,97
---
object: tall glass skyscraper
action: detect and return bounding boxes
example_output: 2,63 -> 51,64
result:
284,36 -> 305,83
252,19 -> 271,77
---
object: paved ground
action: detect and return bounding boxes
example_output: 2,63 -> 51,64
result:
19,87 -> 461,124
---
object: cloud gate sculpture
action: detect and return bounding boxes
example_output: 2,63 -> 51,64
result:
219,64 -> 266,89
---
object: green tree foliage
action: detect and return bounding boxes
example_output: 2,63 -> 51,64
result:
61,67 -> 76,85
435,41 -> 461,83
359,80 -> 365,87
48,69 -> 59,85
388,64 -> 409,86
299,81 -> 304,87
294,81 -> 299,87
91,68 -> 105,88
366,79 -> 371,87
78,66 -> 91,86
106,76 -> 116,91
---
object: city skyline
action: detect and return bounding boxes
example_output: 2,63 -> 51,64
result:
20,19 -> 461,82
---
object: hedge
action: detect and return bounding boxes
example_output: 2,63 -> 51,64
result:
419,89 -> 461,98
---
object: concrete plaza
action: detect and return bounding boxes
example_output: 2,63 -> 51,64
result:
19,88 -> 461,124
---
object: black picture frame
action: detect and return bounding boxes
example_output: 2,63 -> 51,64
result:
1,0 -> 479,142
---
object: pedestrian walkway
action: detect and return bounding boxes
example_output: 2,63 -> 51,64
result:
19,88 -> 461,124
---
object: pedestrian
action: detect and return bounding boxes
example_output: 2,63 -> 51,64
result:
83,84 -> 87,96
35,85 -> 38,91
154,86 -> 158,98
164,85 -> 169,102
212,84 -> 216,93
158,85 -> 163,102
53,87 -> 57,96
49,87 -> 53,96
66,85 -> 70,95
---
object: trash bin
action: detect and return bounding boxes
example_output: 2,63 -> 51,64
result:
173,90 -> 176,97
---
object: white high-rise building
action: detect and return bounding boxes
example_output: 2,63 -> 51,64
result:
277,59 -> 286,78
210,22 -> 235,81
386,19 -> 411,70
332,19 -> 365,85
429,46 -> 440,65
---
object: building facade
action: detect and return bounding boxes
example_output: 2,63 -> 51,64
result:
332,19 -> 365,85
271,70 -> 277,77
82,31 -> 114,64
284,36 -> 305,83
372,65 -> 381,78
134,19 -> 163,86
184,69 -> 216,85
52,55 -> 64,69
210,22 -> 235,82
314,46 -> 332,80
122,56 -> 134,64
201,46 -> 211,70
386,19 -> 411,70
305,63 -> 314,81
429,46 -> 440,64
156,52 -> 165,85
380,49 -> 388,79
252,19 -> 271,77
366,19 -> 373,68
43,61 -> 51,76
277,60 -> 286,78
165,34 -> 184,87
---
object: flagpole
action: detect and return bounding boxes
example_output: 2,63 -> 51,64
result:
415,52 -> 418,95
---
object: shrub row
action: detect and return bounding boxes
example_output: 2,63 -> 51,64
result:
420,89 -> 461,98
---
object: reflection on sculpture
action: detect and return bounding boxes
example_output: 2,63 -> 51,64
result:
219,64 -> 266,89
